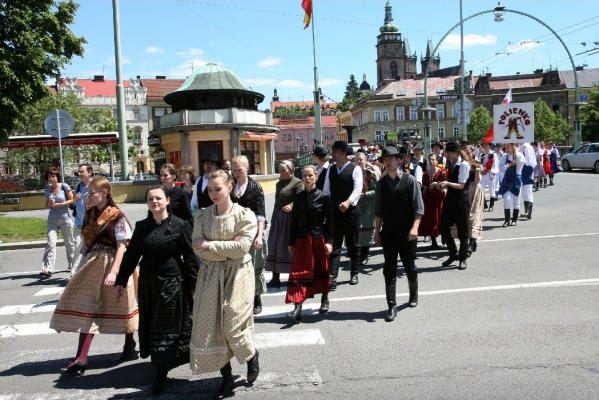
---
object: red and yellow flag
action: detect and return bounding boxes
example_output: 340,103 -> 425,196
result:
302,0 -> 312,29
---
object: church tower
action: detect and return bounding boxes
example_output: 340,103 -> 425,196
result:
420,39 -> 441,75
376,1 -> 416,88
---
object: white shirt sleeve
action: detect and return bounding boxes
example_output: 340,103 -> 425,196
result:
414,165 -> 423,185
323,168 -> 331,195
499,154 -> 509,173
114,218 -> 132,241
348,166 -> 363,206
190,177 -> 200,209
458,161 -> 470,183
515,152 -> 526,174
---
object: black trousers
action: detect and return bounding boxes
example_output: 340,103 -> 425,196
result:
330,206 -> 361,263
440,196 -> 469,262
382,233 -> 418,286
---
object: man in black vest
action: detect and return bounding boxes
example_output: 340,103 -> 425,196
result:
312,145 -> 329,191
374,147 -> 424,322
438,141 -> 470,270
191,153 -> 221,212
323,141 -> 363,289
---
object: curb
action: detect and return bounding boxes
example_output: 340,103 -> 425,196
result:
0,240 -> 64,251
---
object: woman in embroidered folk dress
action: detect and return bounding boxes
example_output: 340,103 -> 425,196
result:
50,177 -> 138,375
264,160 -> 304,288
354,152 -> 379,265
231,155 -> 267,315
462,145 -> 484,255
418,154 -> 445,250
160,163 -> 194,227
532,142 -> 546,191
547,141 -> 560,185
115,185 -> 199,394
190,170 -> 260,400
285,166 -> 334,322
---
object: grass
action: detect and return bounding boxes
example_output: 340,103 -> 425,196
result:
0,217 -> 62,243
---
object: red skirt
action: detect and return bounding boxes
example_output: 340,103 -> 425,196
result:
418,189 -> 445,238
285,235 -> 330,304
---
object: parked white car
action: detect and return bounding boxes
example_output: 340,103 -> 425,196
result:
561,143 -> 599,173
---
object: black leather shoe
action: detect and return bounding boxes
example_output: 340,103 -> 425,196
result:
319,296 -> 329,314
286,303 -> 302,323
458,260 -> 467,270
214,375 -> 234,399
266,274 -> 280,289
408,279 -> 418,308
150,366 -> 168,395
502,209 -> 511,227
60,359 -> 87,375
253,295 -> 262,315
471,239 -> 477,252
385,306 -> 397,322
119,342 -> 136,361
429,240 -> 440,251
442,255 -> 458,267
329,279 -> 337,291
247,350 -> 260,384
349,274 -> 359,285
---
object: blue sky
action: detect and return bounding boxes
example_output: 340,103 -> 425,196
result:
63,0 -> 599,107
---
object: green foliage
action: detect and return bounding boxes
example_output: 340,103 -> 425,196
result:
273,104 -> 312,118
533,98 -> 569,144
581,87 -> 599,143
0,0 -> 86,142
337,74 -> 365,112
466,105 -> 493,143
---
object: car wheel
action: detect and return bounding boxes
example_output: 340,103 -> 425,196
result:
561,159 -> 570,172
594,161 -> 599,174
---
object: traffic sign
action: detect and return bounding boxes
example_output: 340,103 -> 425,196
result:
454,97 -> 473,114
44,110 -> 74,139
580,95 -> 588,101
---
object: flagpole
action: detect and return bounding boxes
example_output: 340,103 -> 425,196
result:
311,1 -> 322,148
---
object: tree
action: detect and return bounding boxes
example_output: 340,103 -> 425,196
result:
466,105 -> 493,143
534,98 -> 569,144
0,0 -> 86,142
337,74 -> 362,112
581,86 -> 599,143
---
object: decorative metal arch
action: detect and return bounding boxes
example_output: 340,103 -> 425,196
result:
422,8 -> 582,151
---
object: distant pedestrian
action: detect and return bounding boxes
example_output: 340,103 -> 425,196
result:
160,163 -> 194,227
41,167 -> 75,278
546,142 -> 560,185
418,154 -> 445,250
180,165 -> 198,201
70,163 -> 93,278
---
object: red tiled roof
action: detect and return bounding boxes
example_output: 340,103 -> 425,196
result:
141,79 -> 185,99
375,76 -> 467,99
55,78 -> 130,97
488,78 -> 543,90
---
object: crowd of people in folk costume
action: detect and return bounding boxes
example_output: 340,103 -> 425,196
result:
39,136 -> 560,398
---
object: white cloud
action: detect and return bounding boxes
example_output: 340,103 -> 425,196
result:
319,78 -> 343,87
176,48 -> 205,58
108,56 -> 131,65
440,34 -> 497,50
257,57 -> 283,68
168,58 -> 210,78
244,78 -> 278,87
506,40 -> 541,54
145,46 -> 164,54
276,79 -> 310,89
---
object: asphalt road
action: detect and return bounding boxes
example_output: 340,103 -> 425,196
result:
0,171 -> 598,399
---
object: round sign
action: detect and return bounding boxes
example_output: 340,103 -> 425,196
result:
453,98 -> 473,114
44,110 -> 75,139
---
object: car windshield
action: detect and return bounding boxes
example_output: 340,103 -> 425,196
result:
575,145 -> 589,154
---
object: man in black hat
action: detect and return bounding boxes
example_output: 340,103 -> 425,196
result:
437,141 -> 470,270
323,141 -> 363,289
191,153 -> 222,212
374,146 -> 424,322
312,145 -> 329,191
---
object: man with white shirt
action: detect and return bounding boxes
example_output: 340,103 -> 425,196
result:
312,146 -> 329,191
479,141 -> 499,211
191,154 -> 221,212
412,143 -> 427,173
323,141 -> 363,289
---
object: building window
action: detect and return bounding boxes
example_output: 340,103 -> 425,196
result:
452,104 -> 459,118
375,129 -> 389,142
390,62 -> 397,78
374,109 -> 389,122
436,104 -> 445,119
154,108 -> 165,117
284,146 -> 292,153
396,107 -> 405,121
437,126 -> 445,138
453,126 -> 460,138
409,107 -> 418,120
133,108 -> 141,120
112,108 -> 118,119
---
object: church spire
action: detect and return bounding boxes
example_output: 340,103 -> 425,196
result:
379,1 -> 399,33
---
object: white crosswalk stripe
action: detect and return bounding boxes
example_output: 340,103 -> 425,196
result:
34,287 -> 65,296
0,300 -> 57,315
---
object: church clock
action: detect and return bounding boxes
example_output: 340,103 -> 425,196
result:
386,44 -> 400,57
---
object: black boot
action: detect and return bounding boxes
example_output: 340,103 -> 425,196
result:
319,293 -> 329,314
502,209 -> 511,227
359,247 -> 370,265
484,197 -> 488,210
384,284 -> 397,322
511,209 -> 519,226
253,295 -> 262,315
467,238 -> 474,257
266,272 -> 280,289
349,257 -> 360,285
286,303 -> 303,323
549,175 -> 554,186
247,350 -> 260,383
471,238 -> 477,252
329,258 -> 339,291
151,366 -> 168,395
520,201 -> 529,218
489,197 -> 495,212
543,178 -> 547,188
429,237 -> 440,250
215,362 -> 234,399
408,278 -> 418,307
526,202 -> 533,219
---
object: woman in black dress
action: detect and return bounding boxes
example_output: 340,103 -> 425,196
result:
115,185 -> 199,395
160,163 -> 194,227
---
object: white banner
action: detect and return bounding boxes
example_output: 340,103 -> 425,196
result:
493,102 -> 535,143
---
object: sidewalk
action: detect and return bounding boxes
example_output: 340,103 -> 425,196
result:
0,240 -> 64,251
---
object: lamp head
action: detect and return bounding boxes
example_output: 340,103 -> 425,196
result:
494,2 -> 505,22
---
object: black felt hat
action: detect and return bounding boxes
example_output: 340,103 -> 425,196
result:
445,141 -> 459,153
312,146 -> 327,156
201,153 -> 222,167
331,141 -> 353,155
431,141 -> 443,149
378,146 -> 402,162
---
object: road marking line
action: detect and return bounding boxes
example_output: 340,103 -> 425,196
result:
479,232 -> 598,243
256,304 -> 322,319
0,323 -> 55,338
34,287 -> 65,296
0,270 -> 41,277
256,329 -> 325,348
0,301 -> 57,315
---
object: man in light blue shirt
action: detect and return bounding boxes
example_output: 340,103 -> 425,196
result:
70,163 -> 92,276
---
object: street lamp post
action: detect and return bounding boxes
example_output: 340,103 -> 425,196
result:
295,136 -> 301,159
459,0 -> 467,141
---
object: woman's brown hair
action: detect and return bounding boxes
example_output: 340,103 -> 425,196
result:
84,177 -> 116,221
180,165 -> 198,182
